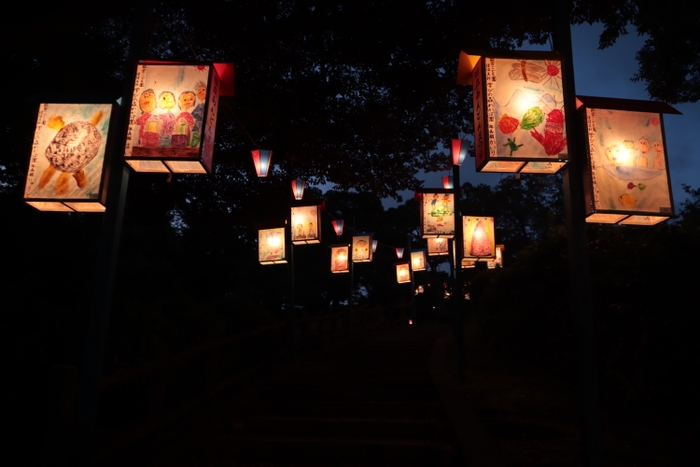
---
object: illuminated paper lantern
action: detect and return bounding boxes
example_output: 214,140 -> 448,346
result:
372,239 -> 378,253
396,262 -> 411,284
251,149 -> 272,177
258,227 -> 287,265
419,190 -> 455,238
24,102 -> 115,212
451,139 -> 469,166
330,245 -> 350,273
461,259 -> 477,269
487,244 -> 505,269
463,216 -> 496,261
291,204 -> 321,244
332,219 -> 344,236
578,96 -> 679,225
427,237 -> 449,256
442,175 -> 454,189
411,250 -> 427,271
352,234 -> 373,262
459,51 -> 568,174
291,178 -> 305,200
124,61 -> 234,174
395,247 -> 404,259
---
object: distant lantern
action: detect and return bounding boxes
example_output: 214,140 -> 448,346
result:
251,149 -> 273,177
451,139 -> 469,166
291,204 -> 321,244
442,175 -> 454,189
411,250 -> 427,271
458,50 -> 568,174
258,227 -> 287,265
332,219 -> 344,236
24,102 -> 116,212
427,237 -> 449,256
396,262 -> 411,284
330,245 -> 350,273
124,61 -> 234,174
352,234 -> 373,262
372,239 -> 378,253
463,216 -> 496,262
395,247 -> 404,259
418,190 -> 455,238
461,259 -> 477,269
291,178 -> 305,200
577,95 -> 679,225
487,244 -> 505,269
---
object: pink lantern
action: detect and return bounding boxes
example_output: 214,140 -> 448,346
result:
395,247 -> 404,259
451,139 -> 469,166
442,175 -> 454,189
332,219 -> 344,236
251,149 -> 272,177
291,178 -> 305,200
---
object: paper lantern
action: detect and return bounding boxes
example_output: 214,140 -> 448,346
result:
396,262 -> 411,284
330,245 -> 350,273
442,175 -> 454,189
332,219 -> 344,236
258,227 -> 287,265
124,62 -> 233,174
463,216 -> 496,261
411,250 -> 427,271
291,205 -> 321,244
251,149 -> 272,177
419,190 -> 455,238
395,247 -> 404,259
487,244 -> 505,269
578,96 -> 679,225
451,139 -> 469,166
24,102 -> 115,212
291,178 -> 305,200
427,237 -> 449,256
372,239 -> 378,253
352,234 -> 373,262
459,51 -> 568,174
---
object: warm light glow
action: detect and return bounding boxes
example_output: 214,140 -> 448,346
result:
420,191 -> 455,238
291,178 -> 305,200
291,205 -> 321,244
463,216 -> 496,260
396,263 -> 411,284
252,149 -> 272,177
352,235 -> 373,262
427,237 -> 449,256
258,227 -> 286,264
331,245 -> 350,273
408,319 -> 413,325
411,250 -> 427,271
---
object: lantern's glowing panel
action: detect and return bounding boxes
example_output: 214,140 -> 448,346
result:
471,53 -> 568,174
421,191 -> 455,238
258,228 -> 286,265
125,63 -> 223,174
411,250 -> 427,271
461,259 -> 477,269
291,205 -> 321,244
352,235 -> 373,262
330,245 -> 350,273
427,237 -> 449,256
24,103 -> 113,212
463,216 -> 496,260
583,106 -> 674,225
396,263 -> 411,284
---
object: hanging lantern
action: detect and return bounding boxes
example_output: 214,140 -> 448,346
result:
418,190 -> 455,238
411,250 -> 427,271
251,149 -> 273,177
458,51 -> 568,174
461,259 -> 477,269
427,237 -> 449,256
487,244 -> 505,269
451,139 -> 469,166
352,234 -> 373,262
291,178 -> 305,200
330,245 -> 350,273
442,175 -> 454,189
332,219 -> 344,236
395,247 -> 404,259
463,216 -> 496,261
291,204 -> 321,244
258,227 -> 287,265
24,102 -> 116,212
372,239 -> 378,253
124,61 -> 234,174
577,96 -> 679,225
396,262 -> 411,284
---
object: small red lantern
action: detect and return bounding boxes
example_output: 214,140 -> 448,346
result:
291,178 -> 305,200
395,247 -> 404,259
451,139 -> 469,166
442,175 -> 454,189
332,219 -> 344,236
252,149 -> 272,177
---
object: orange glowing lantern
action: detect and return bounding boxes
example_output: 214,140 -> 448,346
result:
411,250 -> 427,271
427,237 -> 449,256
458,51 -> 568,174
418,190 -> 455,238
24,102 -> 116,212
396,262 -> 411,284
124,61 -> 233,174
577,95 -> 679,225
462,216 -> 496,262
330,245 -> 350,273
291,204 -> 321,244
352,234 -> 373,262
258,227 -> 287,265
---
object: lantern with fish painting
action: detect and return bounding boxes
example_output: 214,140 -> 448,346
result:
418,190 -> 455,238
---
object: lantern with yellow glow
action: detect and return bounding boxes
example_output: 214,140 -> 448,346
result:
396,262 -> 411,284
258,227 -> 287,265
458,51 -> 568,174
427,237 -> 449,256
461,259 -> 477,269
251,149 -> 272,177
395,247 -> 404,259
330,245 -> 350,273
291,204 -> 321,244
291,178 -> 305,200
332,219 -> 344,236
463,216 -> 496,261
24,102 -> 115,212
352,234 -> 373,262
411,250 -> 427,272
124,61 -> 234,174
578,95 -> 679,225
419,190 -> 455,238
